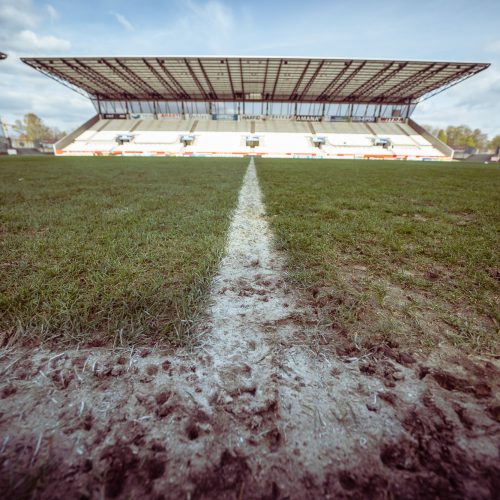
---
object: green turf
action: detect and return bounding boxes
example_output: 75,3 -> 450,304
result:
257,159 -> 500,354
0,156 -> 247,347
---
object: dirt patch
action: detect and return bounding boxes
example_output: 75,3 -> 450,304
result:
0,322 -> 498,499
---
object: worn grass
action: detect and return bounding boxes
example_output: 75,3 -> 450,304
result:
0,156 -> 247,347
258,159 -> 500,355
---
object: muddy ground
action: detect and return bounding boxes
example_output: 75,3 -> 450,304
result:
0,340 -> 498,499
1,161 -> 499,499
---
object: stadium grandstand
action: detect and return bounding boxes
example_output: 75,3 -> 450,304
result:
22,56 -> 489,160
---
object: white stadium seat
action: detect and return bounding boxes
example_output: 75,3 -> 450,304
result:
60,118 -> 446,159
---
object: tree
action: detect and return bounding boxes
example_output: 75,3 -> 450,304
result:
471,128 -> 488,151
465,136 -> 476,149
12,113 -> 62,142
421,124 -> 491,151
445,125 -> 469,149
490,135 -> 500,152
445,125 -> 483,150
437,129 -> 447,143
45,127 -> 66,142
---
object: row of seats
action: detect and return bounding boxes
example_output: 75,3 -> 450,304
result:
64,136 -> 443,158
62,119 -> 444,158
83,118 -> 432,135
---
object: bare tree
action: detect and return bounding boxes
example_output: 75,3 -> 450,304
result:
13,113 -> 65,142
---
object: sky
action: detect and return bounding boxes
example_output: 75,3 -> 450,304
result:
0,0 -> 499,137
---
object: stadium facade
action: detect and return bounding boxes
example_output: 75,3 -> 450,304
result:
22,56 -> 489,160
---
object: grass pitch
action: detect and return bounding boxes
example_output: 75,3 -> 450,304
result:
0,156 -> 247,347
258,159 -> 500,354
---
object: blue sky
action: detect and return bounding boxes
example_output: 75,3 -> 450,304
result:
1,0 -> 499,136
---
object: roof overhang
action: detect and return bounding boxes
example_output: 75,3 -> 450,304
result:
21,56 -> 489,105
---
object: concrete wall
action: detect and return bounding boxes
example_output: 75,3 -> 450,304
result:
54,115 -> 100,152
408,118 -> 454,157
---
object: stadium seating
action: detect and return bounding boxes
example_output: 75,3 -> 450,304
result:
255,121 -> 310,134
195,120 -> 251,133
186,132 -> 246,154
254,134 -> 318,156
58,118 -> 448,159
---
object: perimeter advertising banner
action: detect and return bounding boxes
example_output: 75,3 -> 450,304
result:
158,113 -> 182,120
351,116 -> 376,122
212,114 -> 238,121
130,113 -> 155,120
295,115 -> 322,121
102,113 -> 127,119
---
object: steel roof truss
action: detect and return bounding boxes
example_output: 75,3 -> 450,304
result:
316,61 -> 353,101
297,60 -> 325,101
197,58 -> 218,99
378,63 -> 444,100
20,56 -> 490,106
345,62 -> 401,101
113,59 -> 162,98
157,59 -> 190,99
184,58 -> 209,100
290,60 -> 311,100
225,59 -> 236,100
61,59 -> 112,97
142,59 -> 179,99
326,61 -> 367,101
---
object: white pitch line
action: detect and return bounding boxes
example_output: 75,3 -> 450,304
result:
199,158 -> 387,482
202,158 -> 293,371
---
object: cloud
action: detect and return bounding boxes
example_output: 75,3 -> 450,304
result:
9,30 -> 71,51
0,0 -> 70,53
45,4 -> 59,21
151,0 -> 235,52
184,0 -> 233,34
413,66 -> 500,136
0,65 -> 94,132
0,0 -> 39,29
111,12 -> 134,32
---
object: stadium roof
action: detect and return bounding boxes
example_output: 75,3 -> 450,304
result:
21,56 -> 489,105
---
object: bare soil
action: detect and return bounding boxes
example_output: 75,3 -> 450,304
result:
0,160 -> 499,499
